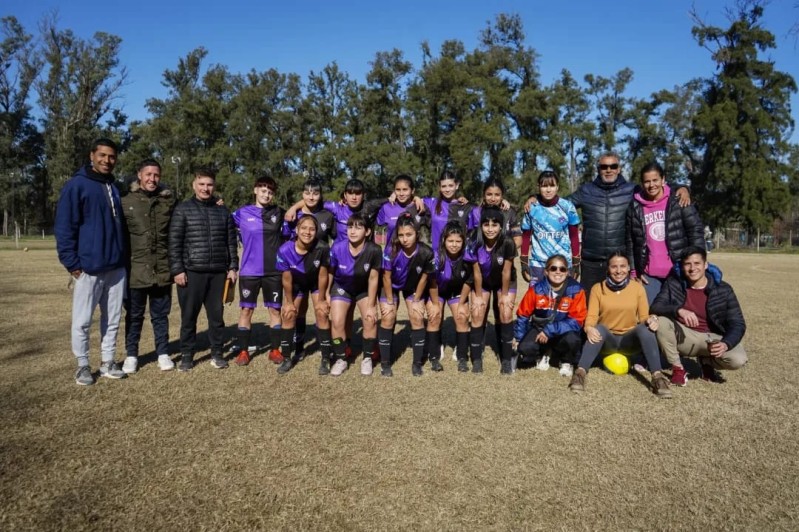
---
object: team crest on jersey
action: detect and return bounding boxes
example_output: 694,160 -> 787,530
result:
460,271 -> 465,278
337,287 -> 345,294
363,264 -> 370,271
457,210 -> 464,216
416,266 -> 422,274
313,260 -> 320,267
497,256 -> 504,265
415,215 -> 421,222
242,289 -> 252,298
270,215 -> 277,223
320,223 -> 327,230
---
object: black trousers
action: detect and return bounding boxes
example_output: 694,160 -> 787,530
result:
177,271 -> 226,355
125,284 -> 172,356
517,329 -> 582,365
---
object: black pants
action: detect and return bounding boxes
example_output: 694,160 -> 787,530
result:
125,284 -> 172,356
517,330 -> 581,365
580,259 -> 607,296
177,271 -> 226,355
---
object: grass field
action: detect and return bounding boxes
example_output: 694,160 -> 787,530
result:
1,246 -> 798,530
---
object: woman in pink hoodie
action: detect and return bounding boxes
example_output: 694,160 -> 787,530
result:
625,162 -> 705,303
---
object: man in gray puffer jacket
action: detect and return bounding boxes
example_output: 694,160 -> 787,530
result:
169,167 -> 238,371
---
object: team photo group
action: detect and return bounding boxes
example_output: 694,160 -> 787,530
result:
55,138 -> 748,398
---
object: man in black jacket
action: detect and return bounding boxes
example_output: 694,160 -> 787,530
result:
650,246 -> 747,386
169,167 -> 238,371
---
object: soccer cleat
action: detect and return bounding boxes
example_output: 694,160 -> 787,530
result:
210,353 -> 228,369
500,359 -> 512,375
360,357 -> 373,376
559,363 -> 574,378
234,349 -> 251,366
122,356 -> 138,374
277,358 -> 292,374
701,364 -> 726,384
670,366 -> 688,387
178,354 -> 193,372
651,372 -> 673,398
75,366 -> 94,386
318,358 -> 331,376
430,358 -> 444,372
569,368 -> 586,393
536,355 -> 551,371
268,349 -> 284,365
330,358 -> 348,376
412,363 -> 423,377
157,354 -> 175,371
381,364 -> 393,377
471,358 -> 483,374
457,359 -> 469,373
99,361 -> 126,380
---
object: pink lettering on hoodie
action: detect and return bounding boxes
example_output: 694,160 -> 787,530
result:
635,184 -> 672,278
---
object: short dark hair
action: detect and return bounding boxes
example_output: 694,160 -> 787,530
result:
538,170 -> 559,187
91,138 -> 118,153
343,178 -> 365,195
347,212 -> 371,230
137,158 -> 161,172
254,175 -> 277,191
393,174 -> 414,189
194,166 -> 216,180
303,179 -> 323,195
681,246 -> 707,263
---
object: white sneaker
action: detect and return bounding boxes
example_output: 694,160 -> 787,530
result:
452,347 -> 458,362
559,363 -> 573,377
158,354 -> 175,371
122,356 -> 138,374
330,358 -> 348,376
536,355 -> 550,371
360,357 -> 373,376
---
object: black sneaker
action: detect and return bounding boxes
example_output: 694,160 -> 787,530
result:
457,359 -> 469,373
318,358 -> 331,376
277,358 -> 293,374
471,358 -> 483,374
381,364 -> 393,377
210,353 -> 228,369
178,354 -> 193,372
430,358 -> 444,372
412,363 -> 423,377
701,364 -> 726,384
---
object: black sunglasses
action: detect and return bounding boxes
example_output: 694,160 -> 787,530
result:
598,163 -> 619,170
547,266 -> 569,273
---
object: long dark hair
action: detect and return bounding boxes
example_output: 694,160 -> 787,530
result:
480,178 -> 505,207
341,178 -> 366,211
435,170 -> 458,216
390,212 -> 419,260
469,206 -> 507,262
437,221 -> 467,270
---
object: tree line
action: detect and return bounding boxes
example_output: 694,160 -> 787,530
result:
1,2 -> 797,240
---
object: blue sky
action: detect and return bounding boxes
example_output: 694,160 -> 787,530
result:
6,0 -> 799,140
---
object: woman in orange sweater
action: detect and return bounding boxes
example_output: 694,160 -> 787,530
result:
568,252 -> 671,398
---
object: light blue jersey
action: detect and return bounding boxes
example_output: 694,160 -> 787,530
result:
521,198 -> 580,268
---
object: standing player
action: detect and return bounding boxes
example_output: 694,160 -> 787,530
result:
328,214 -> 382,376
377,214 -> 436,377
424,221 -> 473,373
276,215 -> 332,374
231,176 -> 287,366
421,170 -> 473,250
466,206 -> 518,374
378,174 -> 427,242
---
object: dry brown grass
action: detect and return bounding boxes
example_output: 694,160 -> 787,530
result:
1,246 -> 798,531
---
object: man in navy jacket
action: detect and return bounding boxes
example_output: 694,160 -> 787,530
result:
55,138 -> 127,385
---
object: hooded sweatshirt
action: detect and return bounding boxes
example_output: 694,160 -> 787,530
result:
633,184 -> 672,278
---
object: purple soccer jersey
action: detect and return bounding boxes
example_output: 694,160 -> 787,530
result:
324,199 -> 385,244
276,239 -> 330,291
467,206 -> 522,237
433,252 -> 473,299
330,240 -> 383,296
288,207 -> 336,242
464,238 -> 517,291
376,202 -> 426,243
381,242 -> 435,293
422,197 -> 472,249
232,204 -> 288,277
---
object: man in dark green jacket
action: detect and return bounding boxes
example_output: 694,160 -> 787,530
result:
121,159 -> 177,373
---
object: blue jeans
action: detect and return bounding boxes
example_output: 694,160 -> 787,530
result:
125,285 -> 172,357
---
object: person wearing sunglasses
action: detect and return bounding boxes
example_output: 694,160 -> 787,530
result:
513,255 -> 587,377
524,153 -> 690,297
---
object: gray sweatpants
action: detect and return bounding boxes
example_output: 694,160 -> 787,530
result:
71,267 -> 126,367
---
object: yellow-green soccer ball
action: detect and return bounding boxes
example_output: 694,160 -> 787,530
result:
603,353 -> 629,375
